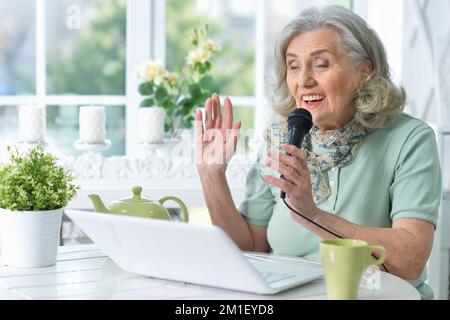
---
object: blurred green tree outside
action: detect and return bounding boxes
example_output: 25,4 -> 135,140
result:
167,0 -> 255,97
47,0 -> 126,95
328,0 -> 353,8
167,0 -> 255,135
46,0 -> 126,155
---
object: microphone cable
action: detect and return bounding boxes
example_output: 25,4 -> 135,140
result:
282,198 -> 390,274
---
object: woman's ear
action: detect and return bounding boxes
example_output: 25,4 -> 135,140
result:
360,59 -> 374,80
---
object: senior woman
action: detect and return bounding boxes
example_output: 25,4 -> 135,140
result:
195,6 -> 441,299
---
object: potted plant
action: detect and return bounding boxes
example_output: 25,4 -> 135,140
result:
134,25 -> 220,143
0,145 -> 78,267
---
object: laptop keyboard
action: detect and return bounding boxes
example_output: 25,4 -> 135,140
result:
247,257 -> 301,284
257,270 -> 297,284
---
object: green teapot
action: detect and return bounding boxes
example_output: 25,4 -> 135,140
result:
88,186 -> 189,222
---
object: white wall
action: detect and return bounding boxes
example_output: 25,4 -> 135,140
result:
354,0 -> 404,85
402,0 -> 450,126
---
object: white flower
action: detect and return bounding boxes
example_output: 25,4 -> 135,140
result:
203,39 -> 220,52
133,60 -> 166,84
187,48 -> 212,65
165,72 -> 180,86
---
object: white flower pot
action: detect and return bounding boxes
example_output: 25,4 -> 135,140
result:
0,208 -> 63,268
138,107 -> 166,143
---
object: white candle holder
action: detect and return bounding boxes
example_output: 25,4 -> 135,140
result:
18,105 -> 46,144
138,135 -> 182,158
78,106 -> 106,144
74,139 -> 112,153
139,137 -> 170,153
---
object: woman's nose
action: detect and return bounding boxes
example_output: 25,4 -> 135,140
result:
298,68 -> 316,88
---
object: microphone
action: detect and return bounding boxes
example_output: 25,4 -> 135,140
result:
280,108 -> 313,199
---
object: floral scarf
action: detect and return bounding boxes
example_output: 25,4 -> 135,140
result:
263,118 -> 368,204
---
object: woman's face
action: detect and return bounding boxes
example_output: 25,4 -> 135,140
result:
286,27 -> 368,130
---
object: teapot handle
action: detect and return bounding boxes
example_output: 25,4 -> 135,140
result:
157,196 -> 189,222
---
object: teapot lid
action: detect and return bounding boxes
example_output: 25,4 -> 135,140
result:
121,186 -> 152,203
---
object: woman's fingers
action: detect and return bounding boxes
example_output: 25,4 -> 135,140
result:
212,94 -> 222,129
265,158 -> 301,181
195,109 -> 204,136
204,98 -> 214,130
262,175 -> 295,194
195,109 -> 204,164
281,145 -> 308,170
195,108 -> 205,148
267,151 -> 306,172
225,121 -> 242,154
222,97 -> 233,130
208,94 -> 234,132
233,121 -> 242,150
200,95 -> 241,163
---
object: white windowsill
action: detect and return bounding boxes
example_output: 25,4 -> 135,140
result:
63,151 -> 252,209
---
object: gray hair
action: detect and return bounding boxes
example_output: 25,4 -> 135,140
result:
268,5 -> 406,129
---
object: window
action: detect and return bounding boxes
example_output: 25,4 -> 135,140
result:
167,0 -> 256,97
0,0 -> 126,158
46,0 -> 126,96
0,1 -> 35,95
166,0 -> 257,145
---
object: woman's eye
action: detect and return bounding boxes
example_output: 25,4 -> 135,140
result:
315,60 -> 329,68
288,63 -> 300,70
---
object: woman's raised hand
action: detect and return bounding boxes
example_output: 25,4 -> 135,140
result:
195,94 -> 241,175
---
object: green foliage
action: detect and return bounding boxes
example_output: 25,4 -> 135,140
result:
0,145 -> 79,211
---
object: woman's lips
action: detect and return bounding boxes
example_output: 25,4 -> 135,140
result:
302,97 -> 325,108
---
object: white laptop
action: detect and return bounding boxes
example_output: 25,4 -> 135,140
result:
64,209 -> 323,295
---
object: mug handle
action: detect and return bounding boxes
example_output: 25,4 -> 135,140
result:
367,245 -> 387,266
158,196 -> 189,223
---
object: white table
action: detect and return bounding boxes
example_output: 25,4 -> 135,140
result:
0,245 -> 420,300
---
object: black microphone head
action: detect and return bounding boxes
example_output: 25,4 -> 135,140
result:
287,108 -> 313,132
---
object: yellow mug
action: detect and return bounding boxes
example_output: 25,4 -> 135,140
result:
320,239 -> 387,300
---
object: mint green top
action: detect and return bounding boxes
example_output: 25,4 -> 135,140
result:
239,113 -> 442,300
